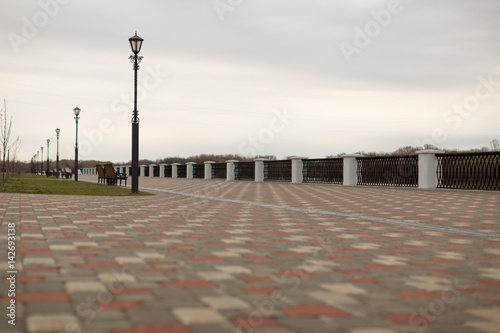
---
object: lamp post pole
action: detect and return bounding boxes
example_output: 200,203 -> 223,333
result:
37,151 -> 39,175
129,32 -> 144,194
74,106 -> 80,181
40,147 -> 43,175
46,139 -> 50,176
56,128 -> 60,178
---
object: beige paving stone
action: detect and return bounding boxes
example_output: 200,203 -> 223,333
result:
73,241 -> 99,247
98,272 -> 136,283
405,276 -> 449,291
115,256 -> 145,264
65,281 -> 108,293
201,296 -> 251,310
308,291 -> 358,305
215,265 -> 252,274
27,314 -> 81,333
23,257 -> 55,266
212,251 -> 241,257
320,283 -> 366,295
478,268 -> 500,280
173,308 -> 226,324
135,252 -> 166,259
198,271 -> 235,280
466,308 -> 500,333
373,255 -> 408,266
49,244 -> 77,251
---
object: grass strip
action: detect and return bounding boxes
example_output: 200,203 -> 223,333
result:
0,173 -> 152,196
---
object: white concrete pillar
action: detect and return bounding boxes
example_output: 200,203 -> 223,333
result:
417,150 -> 444,189
186,162 -> 195,179
226,160 -> 238,181
139,165 -> 146,177
204,161 -> 215,180
172,163 -> 179,178
149,164 -> 156,177
291,157 -> 307,183
124,165 -> 130,176
255,158 -> 267,182
159,164 -> 168,177
343,154 -> 363,186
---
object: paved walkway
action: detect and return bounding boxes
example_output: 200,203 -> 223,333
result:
1,175 -> 499,333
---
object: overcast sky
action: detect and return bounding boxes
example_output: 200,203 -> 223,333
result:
2,0 -> 499,163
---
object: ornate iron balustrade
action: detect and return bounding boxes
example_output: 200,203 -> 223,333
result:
357,155 -> 418,187
143,167 -> 150,177
177,165 -> 187,178
235,162 -> 254,180
303,158 -> 343,184
164,165 -> 172,177
436,152 -> 500,190
211,163 -> 226,179
153,166 -> 160,177
193,164 -> 204,179
264,160 -> 291,182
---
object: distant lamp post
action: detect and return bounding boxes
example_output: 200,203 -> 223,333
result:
73,106 -> 80,181
46,139 -> 50,176
40,147 -> 43,175
129,31 -> 144,194
36,151 -> 39,174
56,128 -> 60,178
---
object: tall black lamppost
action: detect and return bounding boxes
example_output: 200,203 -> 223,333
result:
40,147 -> 43,175
56,128 -> 60,178
36,151 -> 39,174
46,139 -> 50,176
73,106 -> 80,181
129,32 -> 144,194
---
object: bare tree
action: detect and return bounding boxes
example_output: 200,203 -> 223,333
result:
1,100 -> 21,186
490,139 -> 500,151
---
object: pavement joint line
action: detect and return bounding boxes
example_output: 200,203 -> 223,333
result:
141,186 -> 500,240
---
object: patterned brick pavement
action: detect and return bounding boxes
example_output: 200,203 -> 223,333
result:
1,175 -> 499,333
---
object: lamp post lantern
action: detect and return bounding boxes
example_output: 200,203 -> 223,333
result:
74,106 -> 80,181
56,128 -> 60,178
129,31 -> 144,194
46,139 -> 50,176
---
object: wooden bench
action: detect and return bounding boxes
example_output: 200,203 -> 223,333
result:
60,168 -> 72,179
96,165 -> 106,184
104,164 -> 127,186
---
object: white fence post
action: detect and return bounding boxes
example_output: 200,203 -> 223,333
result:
149,164 -> 155,177
159,164 -> 167,177
226,160 -> 238,181
204,161 -> 215,180
254,158 -> 267,182
172,163 -> 179,178
139,165 -> 146,177
186,162 -> 195,179
291,157 -> 306,183
343,154 -> 363,186
417,150 -> 444,189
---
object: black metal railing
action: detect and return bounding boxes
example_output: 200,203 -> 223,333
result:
235,162 -> 254,180
164,165 -> 172,178
357,155 -> 418,187
437,152 -> 500,190
212,163 -> 226,179
193,164 -> 204,179
144,166 -> 150,177
177,165 -> 187,178
264,160 -> 291,182
153,165 -> 160,177
303,158 -> 343,184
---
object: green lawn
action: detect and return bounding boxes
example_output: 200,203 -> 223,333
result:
0,173 -> 152,196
